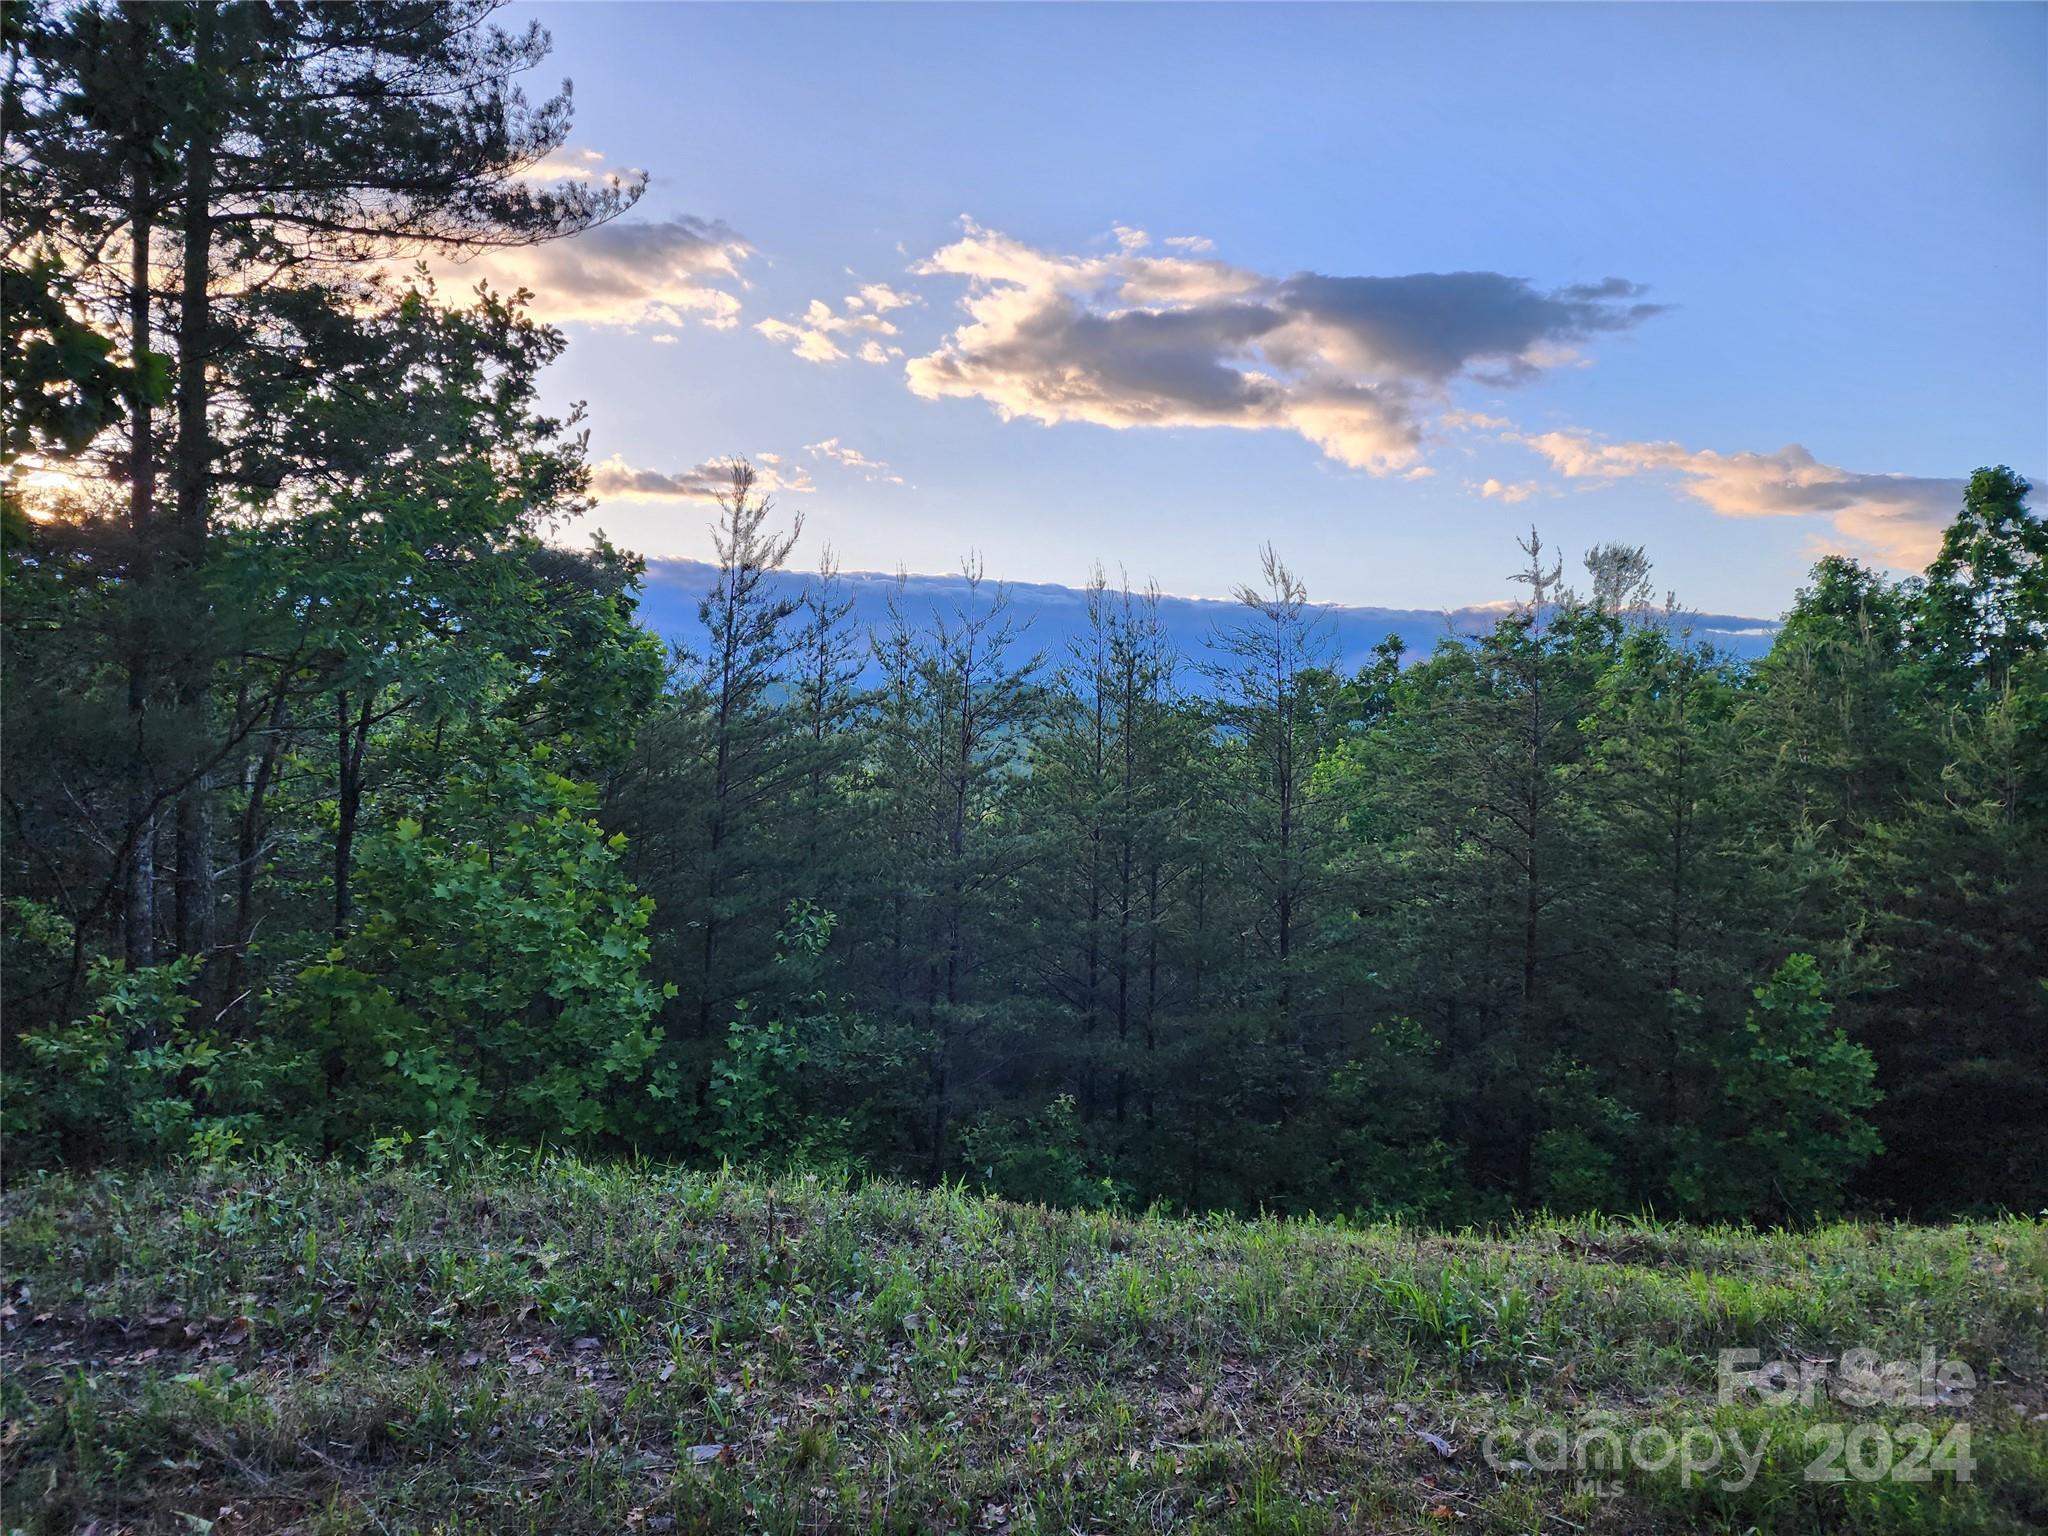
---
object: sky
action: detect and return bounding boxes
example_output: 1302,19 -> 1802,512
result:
454,1 -> 2048,617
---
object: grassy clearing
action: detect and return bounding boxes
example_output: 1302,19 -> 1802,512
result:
2,1158 -> 2044,1534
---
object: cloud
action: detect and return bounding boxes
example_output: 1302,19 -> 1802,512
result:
756,311 -> 853,364
1270,271 -> 1661,386
1516,430 -> 1962,567
588,452 -> 813,502
508,146 -> 641,186
806,437 -> 904,484
756,283 -> 921,364
1478,477 -> 1542,504
427,218 -> 751,330
1165,235 -> 1215,253
1441,409 -> 1512,433
851,282 -> 918,313
903,218 -> 1663,473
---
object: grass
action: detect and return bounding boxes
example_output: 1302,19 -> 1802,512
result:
2,1156 -> 2045,1534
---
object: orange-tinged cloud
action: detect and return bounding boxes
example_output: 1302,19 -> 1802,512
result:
426,218 -> 751,330
588,453 -> 813,502
757,284 -> 920,364
1516,430 -> 1960,568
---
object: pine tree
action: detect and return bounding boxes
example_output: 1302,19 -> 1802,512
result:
863,563 -> 1043,1178
1919,467 -> 2044,692
5,0 -> 640,975
781,548 -> 868,917
614,462 -> 804,1055
1203,545 -> 1338,1016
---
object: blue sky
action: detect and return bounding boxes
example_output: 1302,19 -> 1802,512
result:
464,1 -> 2046,616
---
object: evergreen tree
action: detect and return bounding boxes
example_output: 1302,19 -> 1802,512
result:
613,462 -> 804,1063
5,0 -> 639,974
787,547 -> 867,914
1668,953 -> 1882,1223
1202,545 -> 1338,1015
862,564 -> 1043,1178
1919,467 -> 2044,692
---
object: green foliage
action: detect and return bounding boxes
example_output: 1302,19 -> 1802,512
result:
707,998 -> 805,1162
0,0 -> 2039,1232
1920,467 -> 2045,690
1671,954 -> 1884,1223
7,955 -> 264,1165
1325,1017 -> 1463,1220
705,902 -> 840,1162
287,748 -> 669,1152
1531,1062 -> 1641,1215
9,468 -> 2039,1225
959,1094 -> 1120,1210
0,250 -> 136,464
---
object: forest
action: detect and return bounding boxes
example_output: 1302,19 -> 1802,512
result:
5,1 -> 2045,1231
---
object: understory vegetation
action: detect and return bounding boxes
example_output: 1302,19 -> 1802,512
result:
4,1158 -> 2046,1535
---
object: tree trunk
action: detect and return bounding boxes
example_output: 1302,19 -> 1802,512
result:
122,797 -> 158,971
121,35 -> 158,972
333,690 -> 372,939
171,3 -> 219,960
174,774 -> 212,958
222,693 -> 287,1020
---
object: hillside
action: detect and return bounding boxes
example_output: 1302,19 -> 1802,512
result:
633,558 -> 1785,682
4,1161 -> 2044,1535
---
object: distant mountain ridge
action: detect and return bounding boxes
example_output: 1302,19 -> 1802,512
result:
634,557 -> 1784,679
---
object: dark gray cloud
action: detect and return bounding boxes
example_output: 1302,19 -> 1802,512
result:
1277,270 -> 1667,382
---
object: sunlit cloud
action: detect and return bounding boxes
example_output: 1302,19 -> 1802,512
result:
1478,477 -> 1543,504
1515,430 -> 1962,567
507,146 -> 643,186
807,437 -> 904,484
755,313 -> 850,364
588,452 -> 814,502
426,217 -> 752,330
851,282 -> 918,314
1441,409 -> 1512,433
904,218 -> 1664,473
756,284 -> 918,364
